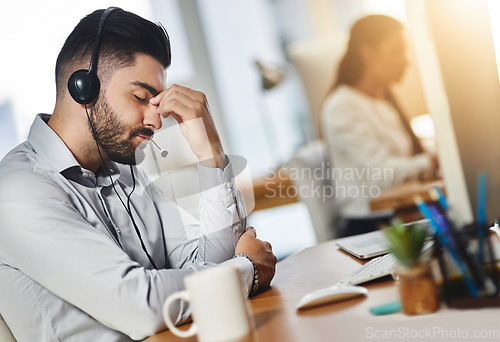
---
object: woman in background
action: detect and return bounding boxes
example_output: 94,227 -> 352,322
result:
321,15 -> 438,237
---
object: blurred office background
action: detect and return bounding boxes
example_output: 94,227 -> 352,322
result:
1,0 -> 499,259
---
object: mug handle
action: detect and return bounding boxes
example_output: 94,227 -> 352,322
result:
163,291 -> 198,338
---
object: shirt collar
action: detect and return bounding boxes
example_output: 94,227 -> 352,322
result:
28,114 -> 121,186
28,114 -> 81,173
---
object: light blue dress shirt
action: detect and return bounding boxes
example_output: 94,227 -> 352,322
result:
0,114 -> 251,341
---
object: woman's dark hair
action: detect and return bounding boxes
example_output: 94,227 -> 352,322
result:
55,8 -> 171,99
333,14 -> 403,89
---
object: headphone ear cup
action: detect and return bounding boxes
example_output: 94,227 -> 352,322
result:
68,69 -> 100,105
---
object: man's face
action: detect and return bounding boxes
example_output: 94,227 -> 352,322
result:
89,54 -> 166,165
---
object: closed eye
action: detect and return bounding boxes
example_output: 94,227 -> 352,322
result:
134,95 -> 147,103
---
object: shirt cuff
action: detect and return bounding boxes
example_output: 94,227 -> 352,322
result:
220,256 -> 254,297
197,155 -> 236,202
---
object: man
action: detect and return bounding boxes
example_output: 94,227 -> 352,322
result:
0,8 -> 276,341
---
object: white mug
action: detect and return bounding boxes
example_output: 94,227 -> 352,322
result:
163,265 -> 253,342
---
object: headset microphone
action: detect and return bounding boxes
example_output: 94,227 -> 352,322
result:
151,139 -> 168,158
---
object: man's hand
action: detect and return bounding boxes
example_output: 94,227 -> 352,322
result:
235,227 -> 277,293
150,84 -> 225,169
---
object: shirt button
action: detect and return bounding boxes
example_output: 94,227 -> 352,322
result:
226,181 -> 232,188
82,172 -> 90,178
235,224 -> 241,231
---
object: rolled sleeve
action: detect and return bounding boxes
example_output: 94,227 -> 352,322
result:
196,155 -> 248,262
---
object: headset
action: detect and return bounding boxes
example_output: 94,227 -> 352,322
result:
68,7 -> 119,105
67,7 -> 166,269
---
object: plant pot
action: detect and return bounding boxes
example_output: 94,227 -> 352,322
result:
396,263 -> 440,315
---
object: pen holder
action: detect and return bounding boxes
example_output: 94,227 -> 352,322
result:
434,224 -> 500,308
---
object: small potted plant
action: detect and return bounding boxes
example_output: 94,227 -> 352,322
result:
384,220 -> 440,315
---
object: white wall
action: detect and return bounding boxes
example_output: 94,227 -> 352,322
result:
0,0 -> 190,160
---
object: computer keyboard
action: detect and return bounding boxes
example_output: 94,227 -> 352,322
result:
337,253 -> 398,286
338,240 -> 436,286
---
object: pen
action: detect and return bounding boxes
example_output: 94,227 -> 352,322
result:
477,172 -> 487,261
429,186 -> 448,211
427,205 -> 453,243
414,196 -> 480,297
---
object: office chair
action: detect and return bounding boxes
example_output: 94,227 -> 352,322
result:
285,140 -> 339,242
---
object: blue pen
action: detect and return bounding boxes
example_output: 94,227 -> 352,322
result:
414,196 -> 480,297
432,186 -> 448,211
428,205 -> 452,241
477,172 -> 487,261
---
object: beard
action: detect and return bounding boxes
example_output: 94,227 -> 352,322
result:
89,95 -> 154,165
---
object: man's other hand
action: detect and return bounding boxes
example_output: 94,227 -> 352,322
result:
235,227 -> 277,293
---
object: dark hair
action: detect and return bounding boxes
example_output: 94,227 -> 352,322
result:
55,8 -> 171,99
333,15 -> 403,89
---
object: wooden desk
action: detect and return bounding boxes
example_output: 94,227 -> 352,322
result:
371,179 -> 444,222
370,179 -> 444,212
251,170 -> 443,216
147,239 -> 500,342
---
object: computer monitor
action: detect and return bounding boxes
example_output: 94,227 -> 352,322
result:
406,0 -> 500,226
